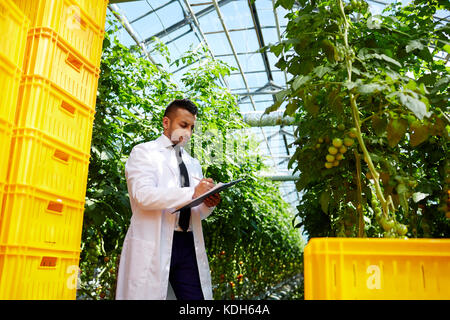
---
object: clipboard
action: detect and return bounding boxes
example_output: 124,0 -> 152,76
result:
170,178 -> 244,214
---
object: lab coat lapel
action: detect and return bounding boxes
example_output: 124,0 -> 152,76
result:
163,148 -> 179,182
155,136 -> 179,182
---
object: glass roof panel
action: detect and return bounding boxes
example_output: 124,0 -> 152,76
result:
197,9 -> 222,33
220,1 -> 254,30
203,33 -> 233,55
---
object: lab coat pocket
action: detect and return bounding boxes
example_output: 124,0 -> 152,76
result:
124,237 -> 157,290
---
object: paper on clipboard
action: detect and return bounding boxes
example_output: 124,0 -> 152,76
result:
170,178 -> 244,214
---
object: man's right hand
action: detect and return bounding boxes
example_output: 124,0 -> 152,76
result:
192,178 -> 215,199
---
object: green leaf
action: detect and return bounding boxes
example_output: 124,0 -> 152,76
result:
320,39 -> 337,62
304,103 -> 319,116
285,100 -> 299,116
275,0 -> 295,10
443,44 -> 450,54
387,118 -> 408,147
372,115 -> 388,136
264,100 -> 282,114
412,192 -> 429,203
378,54 -> 402,68
406,40 -> 424,53
292,75 -> 311,91
320,191 -> 330,214
295,173 -> 310,192
270,43 -> 284,57
367,16 -> 382,29
405,79 -> 417,91
357,82 -> 387,94
409,121 -> 429,147
396,92 -> 431,120
313,65 -> 331,79
275,89 -> 290,102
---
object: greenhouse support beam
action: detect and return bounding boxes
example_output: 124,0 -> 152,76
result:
242,111 -> 294,127
108,4 -> 162,72
212,0 -> 277,168
248,1 -> 273,84
271,0 -> 288,86
259,173 -> 300,181
180,0 -> 229,88
237,81 -> 284,104
115,0 -> 177,29
143,0 -> 234,45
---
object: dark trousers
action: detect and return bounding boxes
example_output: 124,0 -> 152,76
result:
169,231 -> 204,300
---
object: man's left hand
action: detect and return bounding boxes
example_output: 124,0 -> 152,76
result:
204,193 -> 221,207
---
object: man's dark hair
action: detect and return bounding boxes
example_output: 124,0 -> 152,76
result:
164,99 -> 198,119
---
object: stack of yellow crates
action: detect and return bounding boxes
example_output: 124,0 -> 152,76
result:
0,0 -> 108,299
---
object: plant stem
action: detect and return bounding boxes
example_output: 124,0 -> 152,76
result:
338,0 -> 390,218
353,150 -> 365,237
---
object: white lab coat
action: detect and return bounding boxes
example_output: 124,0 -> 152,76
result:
115,134 -> 215,300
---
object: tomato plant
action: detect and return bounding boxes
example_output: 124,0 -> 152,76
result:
267,0 -> 449,238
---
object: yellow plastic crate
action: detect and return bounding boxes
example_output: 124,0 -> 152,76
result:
0,185 -> 85,251
0,0 -> 29,69
0,55 -> 22,126
0,183 -> 5,226
73,0 -> 109,30
0,119 -> 14,184
8,128 -> 90,201
23,27 -> 100,109
304,237 -> 450,300
14,0 -> 105,67
0,245 -> 80,299
16,75 -> 95,154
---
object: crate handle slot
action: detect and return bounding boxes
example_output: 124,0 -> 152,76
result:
53,149 -> 70,163
73,14 -> 87,30
66,53 -> 82,72
60,101 -> 76,116
47,201 -> 63,214
40,256 -> 57,268
421,264 -> 426,289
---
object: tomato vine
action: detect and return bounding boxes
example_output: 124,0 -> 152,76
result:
268,0 -> 449,238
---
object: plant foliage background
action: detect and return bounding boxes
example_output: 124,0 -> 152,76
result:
78,16 -> 304,300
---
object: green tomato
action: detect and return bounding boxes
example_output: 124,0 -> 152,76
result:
328,146 -> 338,155
396,223 -> 408,236
380,217 -> 395,231
343,137 -> 354,147
348,127 -> 357,138
326,154 -> 335,162
332,138 -> 343,148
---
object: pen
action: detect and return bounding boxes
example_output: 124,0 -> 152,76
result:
192,176 -> 215,185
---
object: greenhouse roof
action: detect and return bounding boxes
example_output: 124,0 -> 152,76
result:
107,0 -> 449,209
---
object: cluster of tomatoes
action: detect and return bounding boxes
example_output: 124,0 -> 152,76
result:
316,127 -> 357,169
371,191 -> 408,238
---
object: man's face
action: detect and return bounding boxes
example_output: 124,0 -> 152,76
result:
163,108 -> 196,146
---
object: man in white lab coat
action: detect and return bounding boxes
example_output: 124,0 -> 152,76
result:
116,99 -> 221,300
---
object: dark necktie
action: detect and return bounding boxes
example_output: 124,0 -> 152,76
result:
174,145 -> 191,232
